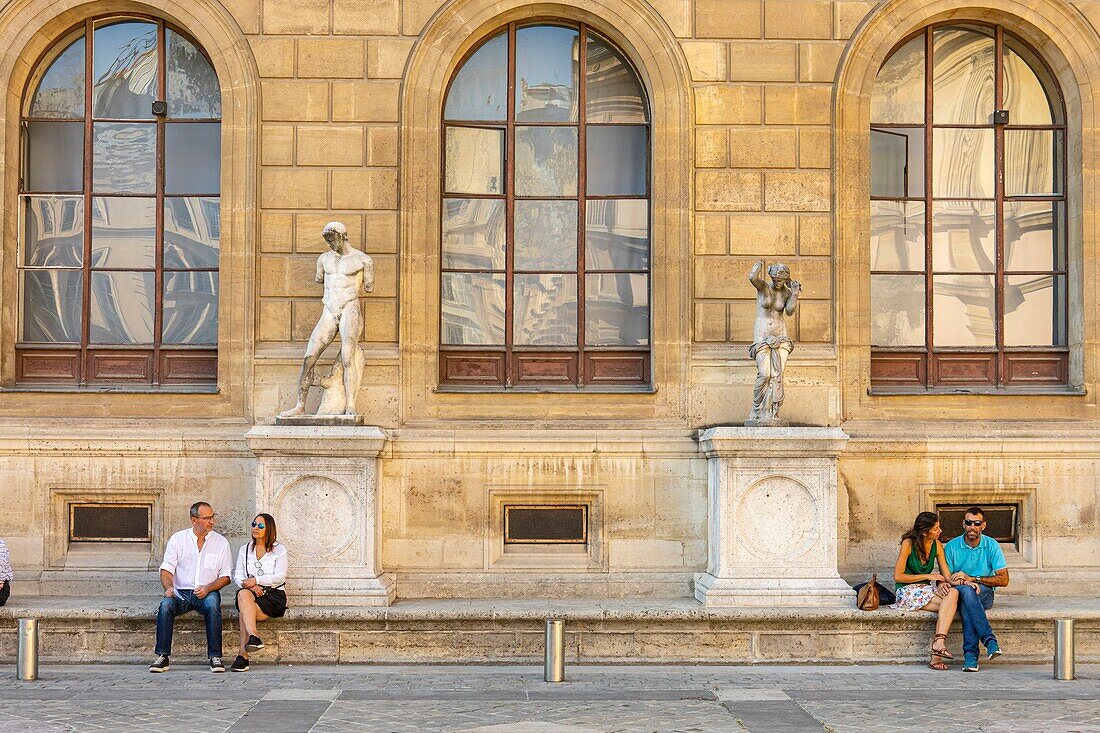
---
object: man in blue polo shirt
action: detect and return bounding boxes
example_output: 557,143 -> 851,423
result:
945,506 -> 1010,672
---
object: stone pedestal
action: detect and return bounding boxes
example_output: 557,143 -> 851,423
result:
694,426 -> 854,607
247,425 -> 395,606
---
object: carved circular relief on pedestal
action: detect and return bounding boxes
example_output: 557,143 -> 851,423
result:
274,475 -> 356,560
734,476 -> 820,561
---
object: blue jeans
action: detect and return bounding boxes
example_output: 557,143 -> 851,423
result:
957,583 -> 995,659
155,589 -> 222,657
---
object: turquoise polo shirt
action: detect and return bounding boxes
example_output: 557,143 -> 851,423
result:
944,533 -> 1007,579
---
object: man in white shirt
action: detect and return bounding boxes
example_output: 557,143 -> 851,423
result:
150,501 -> 232,673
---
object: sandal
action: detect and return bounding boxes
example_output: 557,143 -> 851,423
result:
928,655 -> 949,671
931,633 -> 955,661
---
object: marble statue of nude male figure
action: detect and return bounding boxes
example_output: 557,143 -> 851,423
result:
278,222 -> 373,418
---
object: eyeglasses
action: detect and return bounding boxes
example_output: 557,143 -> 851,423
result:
196,514 -> 215,521
963,519 -> 984,527
251,521 -> 266,529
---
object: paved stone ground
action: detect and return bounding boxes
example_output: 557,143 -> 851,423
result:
0,663 -> 1097,733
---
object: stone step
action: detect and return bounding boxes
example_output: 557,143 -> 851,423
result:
2,596 -> 1098,665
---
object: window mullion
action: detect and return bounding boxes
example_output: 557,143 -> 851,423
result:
153,20 -> 167,385
80,18 -> 94,385
504,23 -> 516,386
994,24 -> 1005,384
923,28 -> 934,387
576,24 -> 587,386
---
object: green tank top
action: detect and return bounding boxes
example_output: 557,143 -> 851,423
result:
896,539 -> 938,588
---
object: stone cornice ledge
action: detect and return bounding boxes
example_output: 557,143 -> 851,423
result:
842,421 -> 1100,456
246,425 -> 388,458
385,428 -> 700,458
698,426 -> 849,458
0,420 -> 252,457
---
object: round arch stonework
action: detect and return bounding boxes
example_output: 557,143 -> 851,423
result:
0,0 -> 257,418
400,0 -> 692,425
835,0 -> 1100,420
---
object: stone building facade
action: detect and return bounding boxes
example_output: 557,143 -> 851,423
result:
1,0 -> 1098,603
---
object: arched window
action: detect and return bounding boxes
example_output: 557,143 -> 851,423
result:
869,23 -> 1067,389
18,17 -> 220,387
439,22 -> 651,388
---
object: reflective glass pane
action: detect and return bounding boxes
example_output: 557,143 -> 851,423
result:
872,35 -> 924,124
933,27 -> 995,124
870,274 -> 925,347
585,273 -> 648,346
1004,274 -> 1065,346
586,126 -> 647,196
515,26 -> 578,122
445,127 -> 504,194
513,274 -> 577,346
444,32 -> 507,121
870,201 -> 924,271
23,196 -> 83,267
90,197 -> 155,268
1003,39 -> 1060,125
162,271 -> 219,344
22,270 -> 82,342
166,123 -> 221,194
30,36 -> 85,119
442,198 -> 505,270
1005,201 -> 1063,271
586,34 -> 646,123
932,274 -> 996,346
89,270 -> 155,343
514,200 -> 577,271
1005,129 -> 1061,196
871,127 -> 924,198
932,200 -> 995,272
26,121 -> 83,192
93,21 -> 157,119
93,122 -> 156,193
165,197 -> 221,269
515,126 -> 577,196
167,30 -> 221,119
932,128 -> 994,198
440,272 -> 505,345
586,199 -> 648,271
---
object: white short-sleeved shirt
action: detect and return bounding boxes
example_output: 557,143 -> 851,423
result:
159,528 -> 232,593
233,542 -> 289,589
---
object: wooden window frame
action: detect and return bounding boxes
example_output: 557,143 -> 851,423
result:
870,23 -> 1069,391
438,21 -> 652,390
16,15 -> 219,388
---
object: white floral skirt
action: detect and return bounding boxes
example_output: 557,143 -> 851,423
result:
890,582 -> 936,611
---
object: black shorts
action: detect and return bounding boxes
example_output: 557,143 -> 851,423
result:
235,586 -> 287,618
0,581 -> 9,607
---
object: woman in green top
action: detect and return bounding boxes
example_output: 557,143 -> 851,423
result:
890,511 -> 960,670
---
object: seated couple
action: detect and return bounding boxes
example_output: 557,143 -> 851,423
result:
149,502 -> 289,673
891,507 -> 1009,671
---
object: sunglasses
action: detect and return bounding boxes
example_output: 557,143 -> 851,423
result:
251,521 -> 266,529
963,519 -> 984,527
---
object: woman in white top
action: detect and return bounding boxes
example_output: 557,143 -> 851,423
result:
230,513 -> 288,672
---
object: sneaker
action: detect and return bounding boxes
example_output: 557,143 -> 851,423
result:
148,654 -> 170,673
986,638 -> 1002,660
230,655 -> 250,672
245,634 -> 265,653
963,654 -> 980,672
209,656 -> 225,673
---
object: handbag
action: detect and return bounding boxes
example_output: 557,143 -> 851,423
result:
856,573 -> 880,610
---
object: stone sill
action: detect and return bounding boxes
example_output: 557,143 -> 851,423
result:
0,385 -> 219,395
868,387 -> 1087,397
435,386 -> 658,395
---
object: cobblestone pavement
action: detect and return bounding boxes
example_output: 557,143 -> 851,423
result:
0,664 -> 1097,733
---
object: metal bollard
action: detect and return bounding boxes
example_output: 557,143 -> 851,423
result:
544,618 -> 564,683
17,619 -> 39,681
1054,618 -> 1075,681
